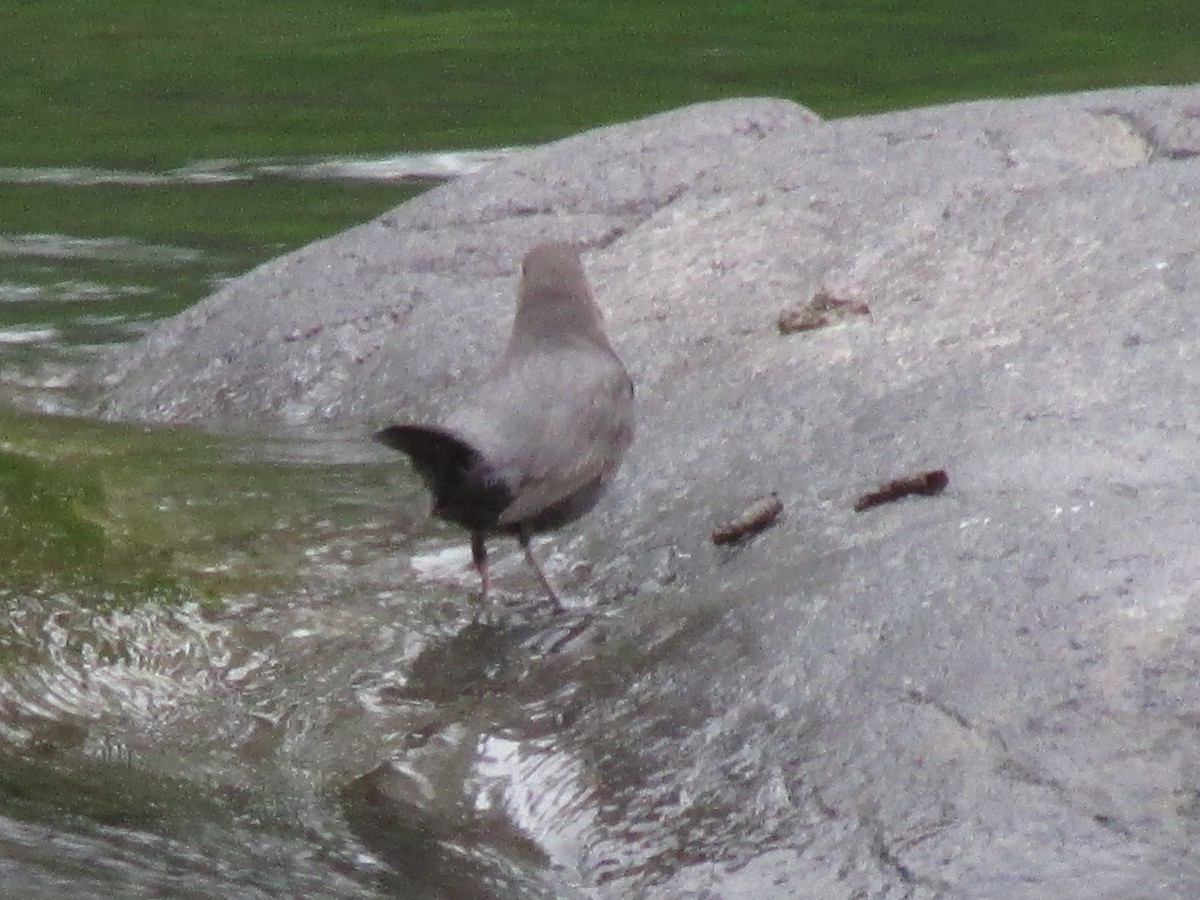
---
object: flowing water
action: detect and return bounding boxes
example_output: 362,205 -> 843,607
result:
8,4 -> 1196,891
0,153 -> 760,900
0,155 -> 661,897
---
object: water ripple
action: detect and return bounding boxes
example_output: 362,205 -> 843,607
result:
0,234 -> 202,266
0,149 -> 516,189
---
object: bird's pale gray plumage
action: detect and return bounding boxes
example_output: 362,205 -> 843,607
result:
376,242 -> 633,611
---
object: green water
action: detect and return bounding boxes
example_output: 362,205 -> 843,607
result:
1,2 -> 1197,894
5,0 -> 1199,168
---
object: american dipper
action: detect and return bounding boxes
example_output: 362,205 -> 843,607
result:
376,243 -> 634,612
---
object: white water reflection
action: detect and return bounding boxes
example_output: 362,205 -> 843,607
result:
0,148 -> 517,189
0,233 -> 203,266
0,327 -> 58,345
0,280 -> 154,305
475,734 -> 597,866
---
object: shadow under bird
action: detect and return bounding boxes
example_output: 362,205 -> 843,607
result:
375,243 -> 634,612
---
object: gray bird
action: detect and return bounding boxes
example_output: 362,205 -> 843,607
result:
376,243 -> 634,612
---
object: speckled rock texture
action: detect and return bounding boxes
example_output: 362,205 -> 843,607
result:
102,85 -> 1200,898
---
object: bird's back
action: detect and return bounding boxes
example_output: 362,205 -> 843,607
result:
376,242 -> 634,539
444,340 -> 634,532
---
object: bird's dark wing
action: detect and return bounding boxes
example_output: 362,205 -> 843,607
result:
375,424 -> 513,531
376,424 -> 475,475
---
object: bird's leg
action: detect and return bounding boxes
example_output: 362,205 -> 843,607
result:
471,532 -> 490,618
518,526 -> 564,612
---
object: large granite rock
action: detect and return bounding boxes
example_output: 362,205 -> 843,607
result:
100,86 -> 1200,897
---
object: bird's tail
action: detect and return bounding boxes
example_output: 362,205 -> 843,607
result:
374,424 -> 510,530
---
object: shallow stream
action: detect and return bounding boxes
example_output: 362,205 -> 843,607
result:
0,156 -> 663,897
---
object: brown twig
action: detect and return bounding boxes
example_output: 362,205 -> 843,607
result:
854,470 -> 949,512
712,492 -> 784,545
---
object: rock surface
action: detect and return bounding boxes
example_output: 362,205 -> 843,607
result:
101,86 -> 1200,897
